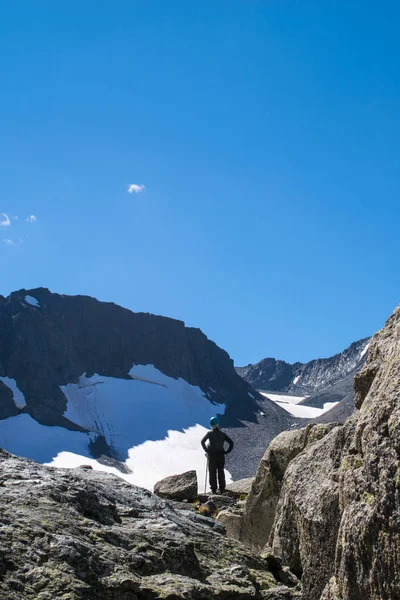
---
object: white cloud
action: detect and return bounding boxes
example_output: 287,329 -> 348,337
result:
2,238 -> 23,246
128,184 -> 145,194
12,216 -> 18,220
0,214 -> 10,227
26,215 -> 37,223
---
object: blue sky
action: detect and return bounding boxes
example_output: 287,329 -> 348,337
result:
1,1 -> 399,365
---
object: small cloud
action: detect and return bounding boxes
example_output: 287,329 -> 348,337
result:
26,215 -> 37,223
128,184 -> 145,194
2,238 -> 23,246
12,216 -> 18,220
0,213 -> 10,227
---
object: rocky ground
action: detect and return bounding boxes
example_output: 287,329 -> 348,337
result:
0,450 -> 300,600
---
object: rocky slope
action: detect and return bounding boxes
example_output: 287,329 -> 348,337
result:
0,448 -> 301,600
237,338 -> 369,396
233,304 -> 400,600
0,288 -> 294,468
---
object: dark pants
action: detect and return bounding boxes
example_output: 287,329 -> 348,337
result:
208,452 -> 226,493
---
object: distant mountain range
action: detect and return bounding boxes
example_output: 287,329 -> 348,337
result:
236,337 -> 370,423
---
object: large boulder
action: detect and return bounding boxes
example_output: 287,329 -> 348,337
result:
0,449 -> 301,599
240,423 -> 338,551
270,422 -> 348,599
153,469 -> 198,501
226,477 -> 255,497
268,304 -> 400,600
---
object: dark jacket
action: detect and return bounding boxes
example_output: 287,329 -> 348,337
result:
201,428 -> 234,455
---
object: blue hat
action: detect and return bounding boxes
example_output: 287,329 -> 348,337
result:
210,416 -> 219,429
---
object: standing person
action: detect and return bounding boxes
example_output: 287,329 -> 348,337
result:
201,416 -> 234,495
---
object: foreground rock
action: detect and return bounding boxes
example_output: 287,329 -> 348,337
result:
268,305 -> 400,600
226,477 -> 255,498
153,469 -> 198,501
0,450 -> 301,599
218,424 -> 338,550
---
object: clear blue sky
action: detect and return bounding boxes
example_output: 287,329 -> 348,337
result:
1,1 -> 399,365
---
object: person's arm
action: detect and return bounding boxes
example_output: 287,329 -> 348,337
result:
224,433 -> 234,454
201,432 -> 210,453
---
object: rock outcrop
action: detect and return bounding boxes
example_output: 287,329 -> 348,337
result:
267,305 -> 400,600
0,449 -> 301,599
241,423 -> 338,552
218,423 -> 338,551
153,470 -> 198,501
226,477 -> 255,498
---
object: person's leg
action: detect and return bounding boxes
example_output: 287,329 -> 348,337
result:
208,456 -> 217,493
217,457 -> 226,493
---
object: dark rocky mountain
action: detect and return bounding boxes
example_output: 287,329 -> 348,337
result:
0,287 -> 294,467
237,338 -> 370,396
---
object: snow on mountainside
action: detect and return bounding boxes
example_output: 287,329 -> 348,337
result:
260,392 -> 338,419
0,287 -> 295,485
236,338 -> 371,426
237,337 -> 370,395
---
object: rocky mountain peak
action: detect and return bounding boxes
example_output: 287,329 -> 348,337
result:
237,338 -> 370,395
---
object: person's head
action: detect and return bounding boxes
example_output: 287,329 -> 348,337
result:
210,416 -> 219,429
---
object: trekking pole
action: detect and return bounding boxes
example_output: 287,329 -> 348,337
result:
204,456 -> 208,493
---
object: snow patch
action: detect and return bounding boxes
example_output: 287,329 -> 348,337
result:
61,364 -> 225,458
360,343 -> 370,359
248,391 -> 255,399
260,391 -> 338,419
46,424 -> 232,493
0,377 -> 27,408
24,295 -> 40,308
0,365 -> 232,491
263,393 -> 339,419
293,375 -> 301,385
260,392 -> 306,405
0,414 -> 90,463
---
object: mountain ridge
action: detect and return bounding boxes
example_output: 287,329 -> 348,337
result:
0,287 -> 296,480
236,337 -> 370,396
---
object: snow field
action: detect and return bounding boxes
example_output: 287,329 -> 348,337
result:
46,424 -> 232,493
0,377 -> 27,408
260,391 -> 338,418
0,365 -> 231,491
24,295 -> 40,307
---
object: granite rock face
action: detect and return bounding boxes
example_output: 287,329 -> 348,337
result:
241,423 -> 339,553
0,449 -> 300,600
267,305 -> 400,600
218,424 -> 337,552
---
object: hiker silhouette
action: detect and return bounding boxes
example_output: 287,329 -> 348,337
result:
201,416 -> 233,494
